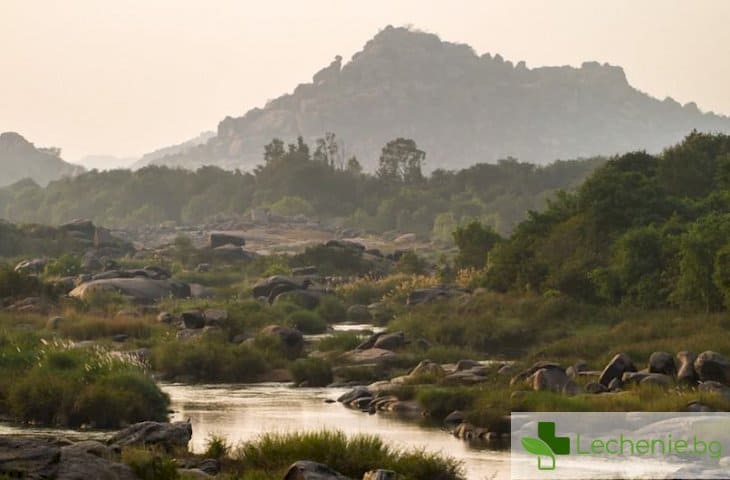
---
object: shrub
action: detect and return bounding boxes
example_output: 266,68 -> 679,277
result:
285,310 -> 327,334
289,358 -> 333,387
45,254 -> 81,277
204,433 -> 231,459
315,295 -> 347,323
317,332 -> 361,352
235,430 -> 464,480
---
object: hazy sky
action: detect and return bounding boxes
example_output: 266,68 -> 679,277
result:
2,0 -> 729,166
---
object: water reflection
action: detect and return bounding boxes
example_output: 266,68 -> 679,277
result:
163,382 -> 509,480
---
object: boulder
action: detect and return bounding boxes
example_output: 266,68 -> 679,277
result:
260,325 -> 304,358
531,368 -> 574,394
57,444 -> 137,480
0,436 -> 60,478
252,276 -> 309,299
409,359 -> 445,378
157,311 -> 175,324
69,278 -> 191,304
444,410 -> 465,426
640,374 -> 674,388
342,348 -> 397,365
196,458 -> 221,476
373,331 -> 406,350
337,387 -> 372,404
14,258 -> 47,274
107,420 -> 192,451
177,469 -> 211,479
677,351 -> 699,385
273,289 -> 321,309
196,263 -> 211,272
598,353 -> 637,386
585,382 -> 609,394
356,332 -> 384,350
203,309 -> 228,325
283,460 -> 350,480
694,351 -> 730,385
59,219 -> 95,238
455,359 -> 482,371
181,310 -> 205,329
325,239 -> 365,252
698,381 -> 730,400
511,362 -> 564,387
648,351 -> 676,376
346,304 -> 372,322
208,231 -> 246,248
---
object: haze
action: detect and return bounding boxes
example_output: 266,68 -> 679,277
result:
1,0 -> 729,165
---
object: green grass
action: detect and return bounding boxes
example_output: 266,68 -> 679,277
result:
234,430 -> 464,480
289,358 -> 333,387
316,332 -> 361,352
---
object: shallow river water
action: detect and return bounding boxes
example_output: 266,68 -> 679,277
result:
163,382 -> 509,480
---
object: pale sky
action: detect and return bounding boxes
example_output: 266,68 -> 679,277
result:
1,0 -> 729,165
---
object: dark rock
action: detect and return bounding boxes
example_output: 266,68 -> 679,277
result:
69,278 -> 191,304
373,331 -> 406,350
197,458 -> 220,476
0,436 -> 60,478
325,239 -> 365,252
455,359 -> 482,371
608,377 -> 623,391
181,310 -> 205,329
283,460 -> 350,480
695,351 -> 730,385
107,421 -> 192,451
273,289 -> 321,309
14,258 -> 47,274
111,334 -> 128,343
356,332 -> 384,350
337,386 -> 372,404
208,231 -> 246,248
252,275 -> 310,299
196,263 -> 211,272
510,362 -> 564,387
598,353 -> 636,386
444,410 -> 465,426
648,351 -> 676,376
585,382 -> 609,394
409,359 -> 444,378
640,373 -> 674,388
531,368 -> 574,393
57,443 -> 137,480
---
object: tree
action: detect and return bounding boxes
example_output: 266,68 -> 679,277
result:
376,138 -> 425,183
453,220 -> 501,269
264,139 -> 286,163
346,156 -> 362,175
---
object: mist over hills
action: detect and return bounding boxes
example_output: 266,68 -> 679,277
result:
0,132 -> 84,187
138,25 -> 730,172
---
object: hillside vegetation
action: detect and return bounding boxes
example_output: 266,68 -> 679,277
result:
0,136 -> 603,236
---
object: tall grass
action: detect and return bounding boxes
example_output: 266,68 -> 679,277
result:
235,430 -> 464,480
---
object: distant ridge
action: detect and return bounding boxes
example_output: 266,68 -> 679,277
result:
0,132 -> 84,187
136,25 -> 730,171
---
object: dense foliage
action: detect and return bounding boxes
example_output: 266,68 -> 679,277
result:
481,132 -> 730,310
0,136 -> 603,236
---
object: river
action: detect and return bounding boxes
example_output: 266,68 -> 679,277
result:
163,382 -> 509,480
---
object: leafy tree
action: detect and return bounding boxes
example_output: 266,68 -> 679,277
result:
453,221 -> 501,269
376,138 -> 425,183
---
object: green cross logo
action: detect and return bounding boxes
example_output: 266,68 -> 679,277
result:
521,422 -> 570,470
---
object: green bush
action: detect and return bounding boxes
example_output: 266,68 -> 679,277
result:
317,332 -> 361,352
122,447 -> 179,480
285,310 -> 327,334
204,433 -> 231,459
152,340 -> 270,382
289,358 -> 333,387
315,295 -> 347,323
45,254 -> 82,277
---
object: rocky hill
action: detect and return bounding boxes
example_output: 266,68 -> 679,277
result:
138,26 -> 730,172
133,130 -> 215,170
0,132 -> 84,187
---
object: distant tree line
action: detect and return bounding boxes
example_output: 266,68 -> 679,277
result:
0,134 -> 604,238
